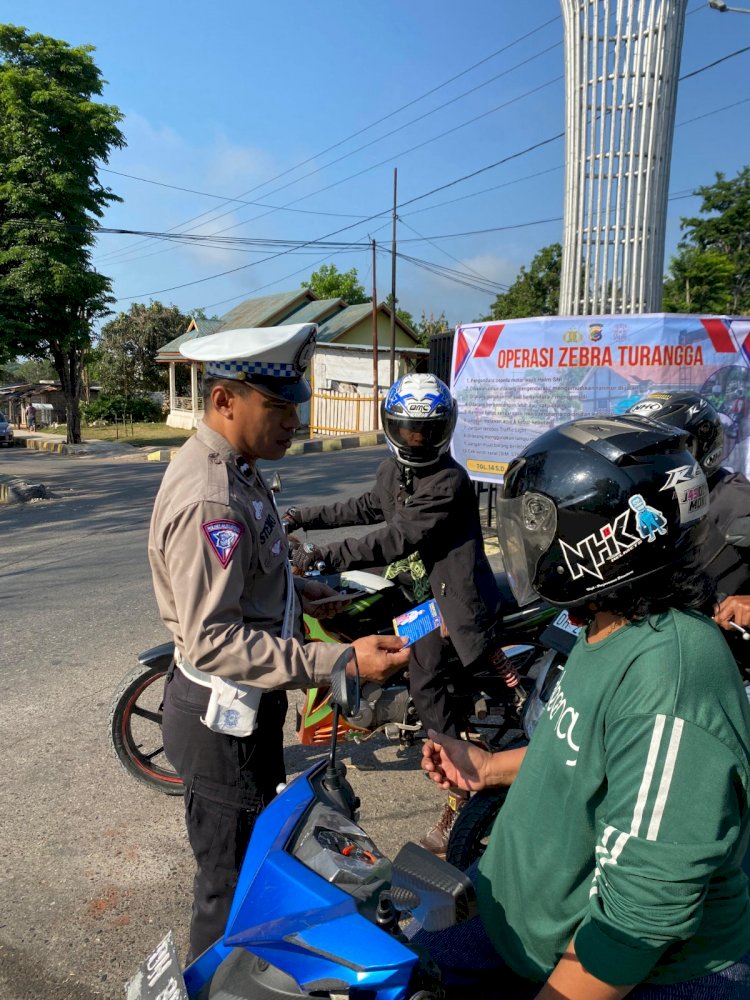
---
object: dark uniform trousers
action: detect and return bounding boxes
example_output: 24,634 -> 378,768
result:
409,628 -> 474,739
162,668 -> 287,961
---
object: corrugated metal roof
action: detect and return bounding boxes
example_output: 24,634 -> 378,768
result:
216,290 -> 314,331
155,291 -> 419,363
317,303 -> 419,345
156,317 -> 224,360
280,298 -> 344,325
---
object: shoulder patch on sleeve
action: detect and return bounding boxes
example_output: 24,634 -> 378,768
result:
202,519 -> 244,568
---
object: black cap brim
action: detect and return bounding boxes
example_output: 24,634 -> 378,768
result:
249,375 -> 311,404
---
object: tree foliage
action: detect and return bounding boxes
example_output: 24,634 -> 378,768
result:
663,168 -> 750,314
301,264 -> 368,304
95,301 -> 190,396
485,244 -> 562,320
413,310 -> 450,346
0,25 -> 125,442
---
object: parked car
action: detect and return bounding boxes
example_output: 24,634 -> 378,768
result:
0,413 -> 14,447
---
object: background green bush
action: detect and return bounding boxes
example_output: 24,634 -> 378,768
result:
82,395 -> 163,423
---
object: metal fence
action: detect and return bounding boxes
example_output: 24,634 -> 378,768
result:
429,331 -> 455,386
310,390 -> 385,436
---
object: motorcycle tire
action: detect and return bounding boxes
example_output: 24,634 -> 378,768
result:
446,788 -> 507,871
108,663 -> 185,796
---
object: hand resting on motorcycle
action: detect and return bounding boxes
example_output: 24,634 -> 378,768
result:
421,729 -> 527,792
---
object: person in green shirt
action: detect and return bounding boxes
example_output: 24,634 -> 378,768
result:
419,414 -> 750,999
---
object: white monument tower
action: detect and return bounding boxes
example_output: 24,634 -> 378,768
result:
559,0 -> 689,315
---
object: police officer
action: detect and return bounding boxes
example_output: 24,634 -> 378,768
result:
286,372 -> 510,855
148,323 -> 409,960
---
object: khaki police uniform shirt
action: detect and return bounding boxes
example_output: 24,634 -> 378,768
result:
148,421 -> 345,688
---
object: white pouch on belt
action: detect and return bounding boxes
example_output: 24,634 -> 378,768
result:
199,555 -> 297,737
202,676 -> 262,737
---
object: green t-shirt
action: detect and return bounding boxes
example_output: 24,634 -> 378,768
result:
477,609 -> 750,986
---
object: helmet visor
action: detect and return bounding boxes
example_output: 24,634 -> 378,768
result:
496,492 -> 557,606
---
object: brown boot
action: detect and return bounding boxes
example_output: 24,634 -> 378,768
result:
419,791 -> 468,858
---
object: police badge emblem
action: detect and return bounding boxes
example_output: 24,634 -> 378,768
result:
202,520 -> 244,568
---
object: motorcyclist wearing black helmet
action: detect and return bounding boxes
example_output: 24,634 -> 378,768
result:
626,391 -> 750,679
285,372 -> 506,855
418,415 -> 750,999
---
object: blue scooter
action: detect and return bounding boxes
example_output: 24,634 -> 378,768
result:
126,653 -> 477,1000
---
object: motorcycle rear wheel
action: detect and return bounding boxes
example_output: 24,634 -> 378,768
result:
108,663 -> 184,796
446,788 -> 507,870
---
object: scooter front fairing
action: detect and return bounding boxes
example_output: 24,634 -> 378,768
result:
184,760 -> 419,1000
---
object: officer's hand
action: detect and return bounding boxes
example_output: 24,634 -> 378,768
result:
300,580 -> 351,620
352,634 -> 409,684
291,542 -> 327,574
714,595 -> 750,630
282,507 -> 304,533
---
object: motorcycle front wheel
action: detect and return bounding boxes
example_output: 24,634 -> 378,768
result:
108,663 -> 184,796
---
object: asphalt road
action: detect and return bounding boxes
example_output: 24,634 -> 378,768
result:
0,445 -> 448,1000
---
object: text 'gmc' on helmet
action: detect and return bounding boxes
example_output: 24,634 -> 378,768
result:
625,390 -> 725,478
381,373 -> 457,468
496,415 -> 710,608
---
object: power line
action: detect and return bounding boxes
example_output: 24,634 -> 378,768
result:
95,14 -> 561,266
100,71 -> 562,271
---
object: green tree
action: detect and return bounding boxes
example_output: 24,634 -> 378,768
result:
662,247 -> 736,314
663,168 -> 750,314
384,293 -> 416,334
0,25 -> 125,442
485,243 -> 562,320
301,264 -> 368,304
96,301 -> 190,396
414,310 -> 450,346
2,357 -> 58,382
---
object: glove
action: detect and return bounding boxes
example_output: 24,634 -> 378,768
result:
291,541 -> 327,574
282,507 -> 304,533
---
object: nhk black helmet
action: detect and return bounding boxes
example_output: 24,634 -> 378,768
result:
497,415 -> 710,608
626,391 -> 724,478
381,373 -> 457,468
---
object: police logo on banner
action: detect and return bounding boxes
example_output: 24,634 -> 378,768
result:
202,520 -> 244,568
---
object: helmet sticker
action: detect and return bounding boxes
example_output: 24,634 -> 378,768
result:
659,462 -> 702,492
627,495 -> 668,542
560,509 -> 641,581
659,462 -> 709,523
629,400 -> 663,415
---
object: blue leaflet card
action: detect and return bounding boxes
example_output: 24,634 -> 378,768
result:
393,599 -> 443,646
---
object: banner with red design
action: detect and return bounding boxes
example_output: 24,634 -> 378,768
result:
450,313 -> 750,483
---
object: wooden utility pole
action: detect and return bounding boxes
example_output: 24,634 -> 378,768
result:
389,167 -> 397,385
371,239 -> 379,430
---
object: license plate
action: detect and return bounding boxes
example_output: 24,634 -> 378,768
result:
552,610 -> 582,636
125,931 -> 188,1000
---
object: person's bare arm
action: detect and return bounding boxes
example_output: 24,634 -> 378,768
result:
535,940 -> 634,1000
421,729 -> 527,792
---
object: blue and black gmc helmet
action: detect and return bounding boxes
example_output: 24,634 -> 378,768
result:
497,415 -> 710,608
381,373 -> 457,468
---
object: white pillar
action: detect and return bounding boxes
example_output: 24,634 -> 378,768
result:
559,0 -> 689,315
168,363 -> 176,412
190,363 -> 199,427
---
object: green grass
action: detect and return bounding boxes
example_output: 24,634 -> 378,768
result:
40,422 -> 195,448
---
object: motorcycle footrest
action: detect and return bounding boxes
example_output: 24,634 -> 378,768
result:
390,841 -> 477,932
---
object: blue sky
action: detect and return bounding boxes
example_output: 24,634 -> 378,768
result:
6,0 -> 750,326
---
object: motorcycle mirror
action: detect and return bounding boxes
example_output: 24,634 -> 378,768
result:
328,650 -> 360,717
267,471 -> 282,493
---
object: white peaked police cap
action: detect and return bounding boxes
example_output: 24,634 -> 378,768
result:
180,323 -> 317,403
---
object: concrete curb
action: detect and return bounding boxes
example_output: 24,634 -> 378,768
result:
147,431 -> 386,462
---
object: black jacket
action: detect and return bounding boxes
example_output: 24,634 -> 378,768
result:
704,469 -> 750,597
295,455 -> 502,668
